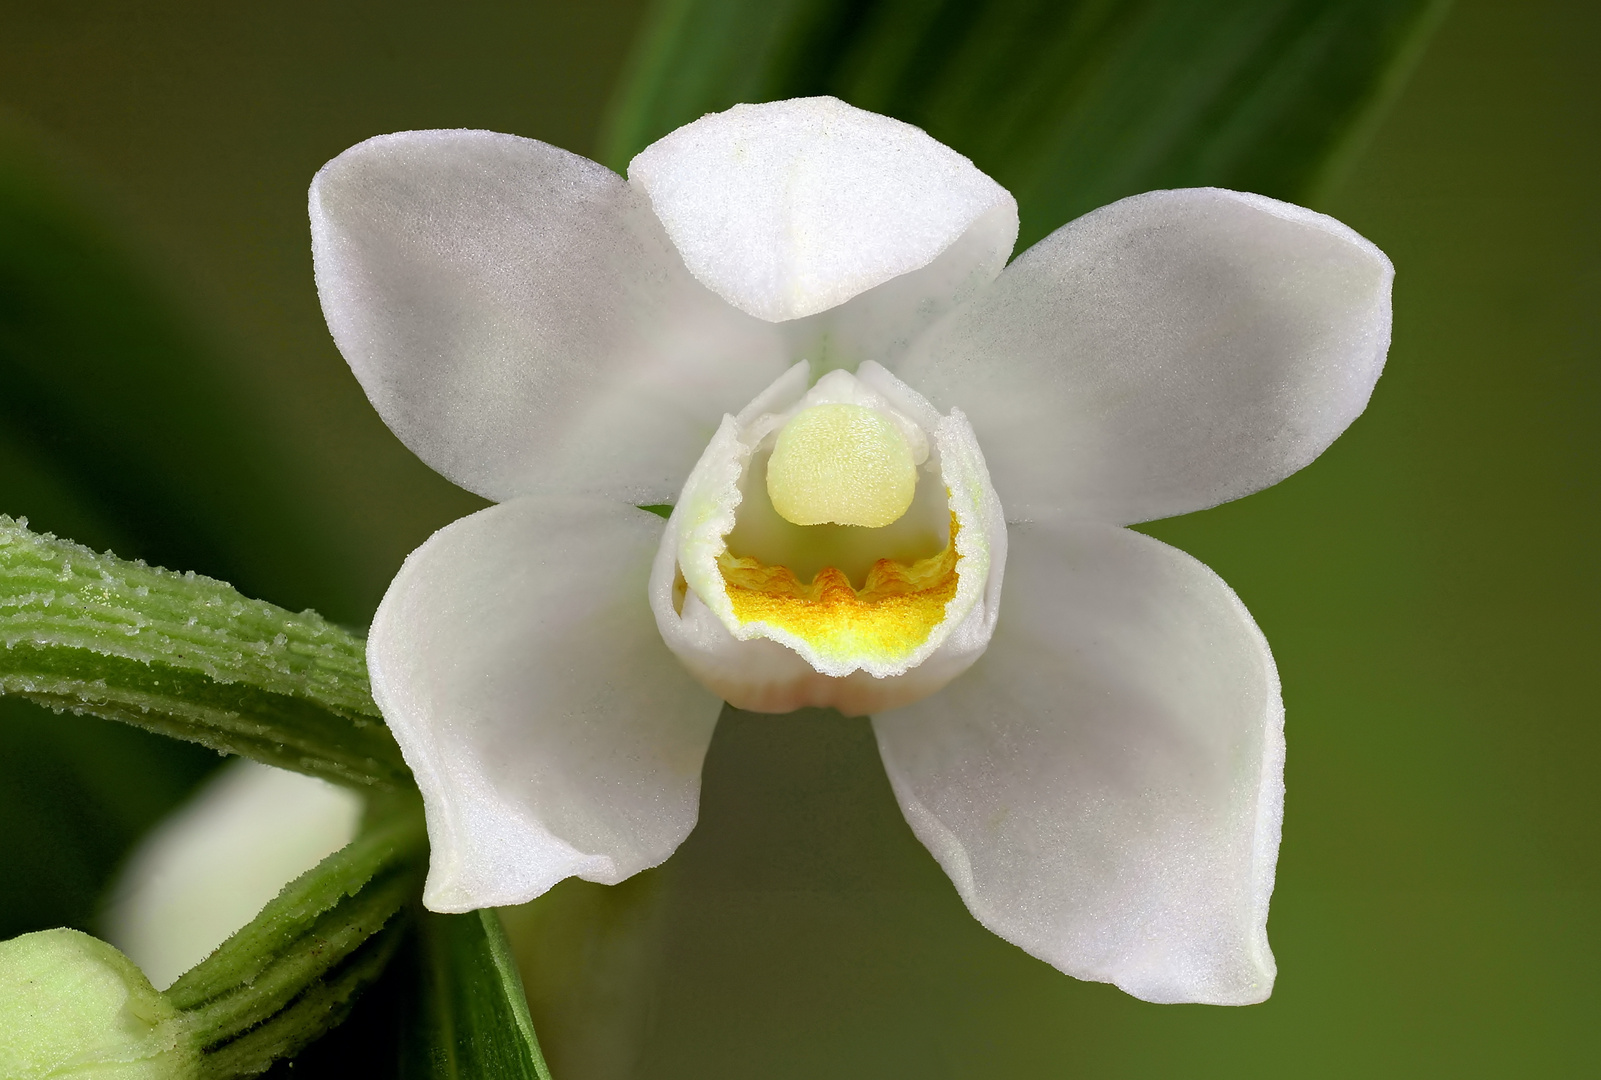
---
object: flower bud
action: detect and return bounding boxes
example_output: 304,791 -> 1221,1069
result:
0,928 -> 198,1079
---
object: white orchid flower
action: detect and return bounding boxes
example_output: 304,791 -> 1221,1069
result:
309,97 -> 1391,1006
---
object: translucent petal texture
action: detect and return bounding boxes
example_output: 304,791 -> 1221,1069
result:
628,97 -> 1017,325
105,761 -> 362,990
311,129 -> 791,505
873,520 -> 1283,1005
897,188 -> 1393,525
777,200 -> 1018,373
368,497 -> 724,911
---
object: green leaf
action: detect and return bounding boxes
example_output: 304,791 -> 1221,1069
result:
0,515 -> 408,789
601,0 -> 1449,246
167,802 -> 426,1078
405,909 -> 553,1080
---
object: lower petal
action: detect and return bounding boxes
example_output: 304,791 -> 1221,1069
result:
872,520 -> 1283,1005
369,497 -> 724,912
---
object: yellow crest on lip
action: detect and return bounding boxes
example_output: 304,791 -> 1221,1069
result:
717,515 -> 961,669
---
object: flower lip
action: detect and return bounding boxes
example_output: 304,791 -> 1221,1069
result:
649,361 -> 1007,716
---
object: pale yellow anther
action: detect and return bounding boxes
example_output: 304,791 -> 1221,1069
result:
766,403 -> 917,528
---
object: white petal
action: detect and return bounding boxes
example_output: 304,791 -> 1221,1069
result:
898,188 -> 1393,524
104,761 -> 361,990
629,97 -> 1017,325
369,496 -> 723,912
872,520 -> 1283,1005
311,129 -> 790,504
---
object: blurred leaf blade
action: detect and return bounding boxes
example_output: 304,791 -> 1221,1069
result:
602,0 -> 1449,246
0,515 -> 408,788
0,698 -> 222,940
0,116 -> 360,617
406,910 -> 553,1080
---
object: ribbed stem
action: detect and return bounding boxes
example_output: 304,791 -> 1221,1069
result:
167,803 -> 427,1078
0,515 -> 408,788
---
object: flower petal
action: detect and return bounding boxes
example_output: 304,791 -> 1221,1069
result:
897,188 -> 1393,524
368,496 -> 724,911
311,129 -> 790,504
872,520 -> 1283,1005
104,761 -> 362,990
779,197 -> 1018,373
628,97 -> 1017,325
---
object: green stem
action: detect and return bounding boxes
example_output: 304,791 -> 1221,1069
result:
0,515 -> 409,788
167,801 -> 428,1077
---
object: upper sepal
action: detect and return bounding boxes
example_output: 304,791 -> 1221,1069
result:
629,97 -> 1017,325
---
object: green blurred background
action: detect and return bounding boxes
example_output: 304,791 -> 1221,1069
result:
1,0 -> 1597,1075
